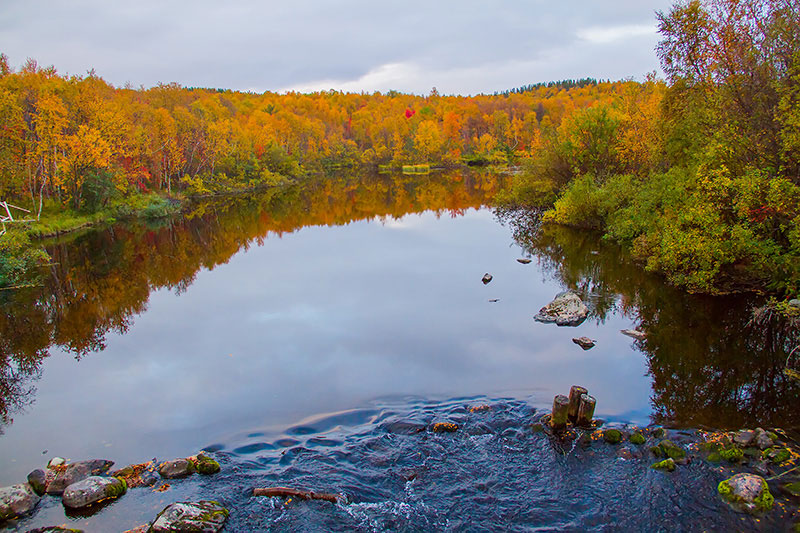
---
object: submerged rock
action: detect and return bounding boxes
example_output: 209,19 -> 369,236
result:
481,273 -> 493,284
650,458 -> 676,472
62,476 -> 126,509
572,337 -> 596,350
620,329 -> 646,341
0,483 -> 40,521
718,473 -> 774,514
603,429 -> 623,444
534,291 -> 589,327
148,501 -> 229,532
46,459 -> 114,495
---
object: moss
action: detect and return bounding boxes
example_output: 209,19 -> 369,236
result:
742,447 -> 762,458
650,458 -> 676,472
630,432 -> 646,445
108,477 -> 127,498
719,446 -> 743,463
782,482 -> 800,498
767,431 -> 779,442
650,446 -> 662,457
603,429 -> 622,444
707,452 -> 721,462
530,423 -> 544,433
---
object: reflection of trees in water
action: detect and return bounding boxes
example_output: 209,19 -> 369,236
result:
500,209 -> 800,429
0,170 -> 505,433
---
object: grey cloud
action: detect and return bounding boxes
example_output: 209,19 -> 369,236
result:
1,0 -> 674,93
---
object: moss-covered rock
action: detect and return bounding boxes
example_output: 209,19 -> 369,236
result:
158,458 -> 196,479
62,476 -> 126,509
650,458 -> 676,472
191,454 -> 221,476
27,469 -> 47,496
780,481 -> 800,499
707,452 -> 721,462
763,447 -> 791,464
718,473 -> 773,514
630,432 -> 646,445
149,500 -> 229,532
656,439 -> 686,460
603,429 -> 623,444
719,446 -> 744,463
653,428 -> 666,439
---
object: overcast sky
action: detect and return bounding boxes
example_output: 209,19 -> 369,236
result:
1,0 -> 674,95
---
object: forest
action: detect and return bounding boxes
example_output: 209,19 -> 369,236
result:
0,0 -> 798,297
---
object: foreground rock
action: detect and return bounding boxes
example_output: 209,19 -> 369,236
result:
534,291 -> 589,327
572,337 -> 595,350
148,501 -> 229,532
46,459 -> 114,494
718,473 -> 774,514
62,476 -> 127,509
158,454 -> 220,479
27,469 -> 47,496
0,483 -> 40,521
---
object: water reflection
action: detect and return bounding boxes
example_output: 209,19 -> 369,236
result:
502,212 -> 800,429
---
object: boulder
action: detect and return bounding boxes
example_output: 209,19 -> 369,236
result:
572,337 -> 595,350
158,459 -> 196,479
603,429 -> 623,444
148,501 -> 229,532
27,469 -> 47,496
630,432 -> 646,445
62,476 -> 126,509
734,429 -> 756,447
753,428 -> 773,450
46,459 -> 114,495
534,291 -> 589,327
0,483 -> 40,521
718,473 -> 774,514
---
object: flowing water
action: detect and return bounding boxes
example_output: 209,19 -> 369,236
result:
0,171 -> 798,531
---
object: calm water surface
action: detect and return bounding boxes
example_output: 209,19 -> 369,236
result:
0,171 -> 797,531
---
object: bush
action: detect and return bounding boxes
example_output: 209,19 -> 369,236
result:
0,228 -> 49,288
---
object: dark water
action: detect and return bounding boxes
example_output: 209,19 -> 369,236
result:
0,171 -> 798,531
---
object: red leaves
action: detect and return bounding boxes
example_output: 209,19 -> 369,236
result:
405,108 -> 416,119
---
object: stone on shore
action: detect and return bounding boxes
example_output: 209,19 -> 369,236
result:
46,459 -> 114,495
718,473 -> 774,514
534,291 -> 589,327
62,476 -> 126,509
148,501 -> 229,532
0,483 -> 40,521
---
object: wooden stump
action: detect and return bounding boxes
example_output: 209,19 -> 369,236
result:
576,394 -> 596,426
567,386 -> 588,421
550,394 -> 570,431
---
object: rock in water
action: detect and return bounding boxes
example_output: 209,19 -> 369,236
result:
27,469 -> 47,496
481,273 -> 493,284
62,476 -> 127,509
517,258 -> 532,264
620,329 -> 646,341
718,473 -> 774,514
158,459 -> 196,479
149,501 -> 229,532
534,291 -> 589,327
46,459 -> 114,495
572,337 -> 595,350
0,483 -> 40,520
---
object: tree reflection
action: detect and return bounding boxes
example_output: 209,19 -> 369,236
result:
501,211 -> 800,430
0,170 -> 505,432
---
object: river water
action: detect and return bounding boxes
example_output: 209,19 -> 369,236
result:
0,171 -> 798,531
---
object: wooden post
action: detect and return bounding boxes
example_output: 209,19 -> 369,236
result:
567,386 -> 587,421
576,394 -> 596,426
550,394 -> 570,431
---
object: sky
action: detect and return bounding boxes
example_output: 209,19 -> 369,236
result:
0,0 -> 674,95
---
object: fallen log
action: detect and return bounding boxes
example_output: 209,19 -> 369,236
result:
253,486 -> 343,504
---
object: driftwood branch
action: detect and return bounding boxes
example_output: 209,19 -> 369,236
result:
253,486 -> 343,504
